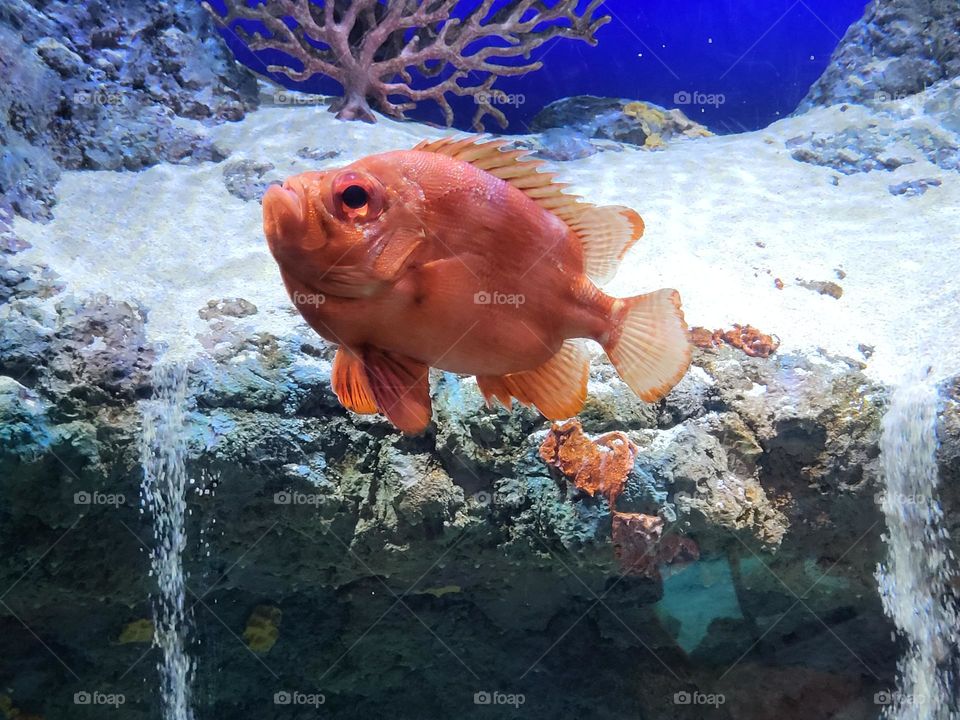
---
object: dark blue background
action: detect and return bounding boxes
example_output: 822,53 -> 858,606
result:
210,0 -> 868,133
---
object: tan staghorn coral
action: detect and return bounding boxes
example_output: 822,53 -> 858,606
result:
205,0 -> 609,129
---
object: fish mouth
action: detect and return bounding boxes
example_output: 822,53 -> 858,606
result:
262,181 -> 306,250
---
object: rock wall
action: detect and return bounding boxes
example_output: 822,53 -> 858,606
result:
0,0 -> 258,221
4,242 -> 955,716
798,0 -> 960,111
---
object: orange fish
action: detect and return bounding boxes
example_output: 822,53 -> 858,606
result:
262,136 -> 692,434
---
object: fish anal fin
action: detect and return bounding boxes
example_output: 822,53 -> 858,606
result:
363,349 -> 432,435
478,340 -> 590,420
570,206 -> 645,285
331,347 -> 377,415
476,375 -> 518,410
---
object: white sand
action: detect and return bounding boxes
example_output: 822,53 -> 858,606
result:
13,102 -> 960,384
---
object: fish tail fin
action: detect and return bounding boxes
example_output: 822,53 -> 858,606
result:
602,289 -> 692,403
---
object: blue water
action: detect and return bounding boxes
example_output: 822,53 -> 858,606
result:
212,0 -> 867,133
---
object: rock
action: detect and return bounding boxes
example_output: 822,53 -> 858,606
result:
533,128 -> 598,161
198,297 -> 259,320
532,95 -> 713,148
296,146 -> 341,162
4,264 -> 953,714
0,0 -> 259,220
889,177 -> 943,196
221,159 -> 279,201
788,126 -> 918,174
797,279 -> 844,298
788,89 -> 960,176
33,36 -> 83,77
0,202 -> 29,253
632,416 -> 789,549
798,0 -> 960,111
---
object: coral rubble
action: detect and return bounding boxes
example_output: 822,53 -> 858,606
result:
689,324 -> 781,358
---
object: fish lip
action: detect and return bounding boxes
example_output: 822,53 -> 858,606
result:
262,181 -> 306,249
265,181 -> 304,224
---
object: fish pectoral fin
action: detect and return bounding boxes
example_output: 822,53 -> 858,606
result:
569,205 -> 645,285
318,265 -> 384,298
332,347 -> 378,414
362,349 -> 432,435
476,339 -> 590,420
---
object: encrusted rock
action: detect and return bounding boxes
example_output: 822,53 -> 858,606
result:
798,0 -> 960,111
532,95 -> 712,149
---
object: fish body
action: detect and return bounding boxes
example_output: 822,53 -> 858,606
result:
263,137 -> 692,433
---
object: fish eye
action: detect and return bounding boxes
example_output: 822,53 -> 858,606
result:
329,171 -> 383,221
341,185 -> 368,209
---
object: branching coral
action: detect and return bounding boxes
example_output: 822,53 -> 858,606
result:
205,0 -> 610,129
539,419 -> 699,579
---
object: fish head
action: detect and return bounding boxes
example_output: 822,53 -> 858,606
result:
262,157 -> 427,296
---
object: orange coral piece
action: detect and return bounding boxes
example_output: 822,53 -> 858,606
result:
538,419 -> 637,505
540,420 -> 698,578
689,323 -> 780,358
612,513 -> 701,579
689,326 -> 720,350
611,512 -> 664,577
721,324 -> 780,358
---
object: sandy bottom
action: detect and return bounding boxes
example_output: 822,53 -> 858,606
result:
13,102 -> 960,384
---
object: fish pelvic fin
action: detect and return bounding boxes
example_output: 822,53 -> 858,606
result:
362,349 -> 432,435
476,339 -> 589,420
603,289 -> 692,403
568,206 -> 645,285
332,347 -> 378,415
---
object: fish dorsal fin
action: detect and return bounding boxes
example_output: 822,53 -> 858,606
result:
568,205 -> 645,285
412,136 -> 587,223
413,137 -> 644,284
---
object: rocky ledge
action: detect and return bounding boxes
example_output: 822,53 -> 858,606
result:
2,247 -> 958,718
